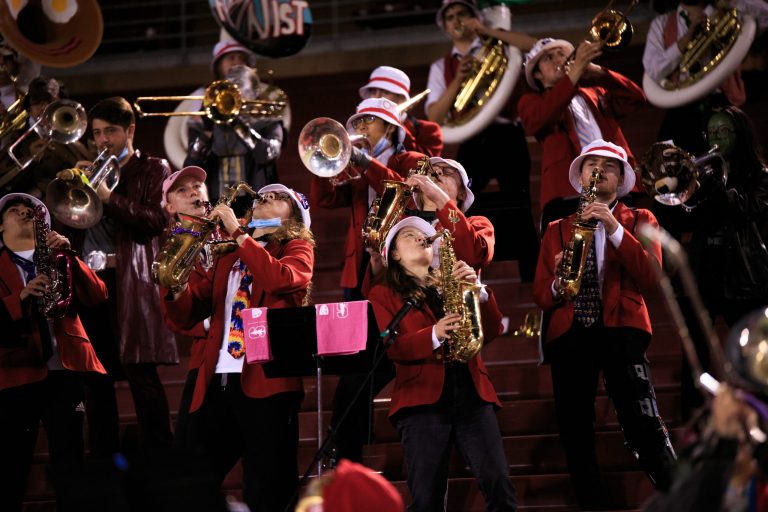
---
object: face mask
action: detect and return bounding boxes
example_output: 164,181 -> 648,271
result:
248,218 -> 282,229
117,145 -> 129,161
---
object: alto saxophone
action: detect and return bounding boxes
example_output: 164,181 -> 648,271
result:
363,156 -> 439,252
436,227 -> 485,363
152,182 -> 259,290
555,167 -> 602,301
32,205 -> 73,318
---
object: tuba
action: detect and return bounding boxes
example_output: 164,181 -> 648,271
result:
31,205 -> 73,318
437,227 -> 485,363
7,99 -> 87,171
643,5 -> 757,108
440,4 -> 521,144
362,156 -> 438,253
555,167 -> 602,301
45,147 -> 120,229
636,142 -> 726,207
152,182 -> 259,290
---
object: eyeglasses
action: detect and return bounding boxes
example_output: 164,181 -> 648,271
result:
351,114 -> 379,130
706,126 -> 735,138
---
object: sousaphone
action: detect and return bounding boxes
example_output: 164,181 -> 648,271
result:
0,0 -> 103,68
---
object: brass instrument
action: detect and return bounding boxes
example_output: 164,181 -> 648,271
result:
362,156 -> 439,252
586,0 -> 637,52
8,99 -> 87,171
134,79 -> 286,124
637,142 -> 726,207
437,227 -> 485,363
45,147 -> 121,229
449,37 -> 508,127
152,182 -> 259,289
555,167 -> 602,301
643,5 -> 757,108
298,117 -> 372,187
31,204 -> 73,318
0,95 -> 28,142
513,312 -> 542,338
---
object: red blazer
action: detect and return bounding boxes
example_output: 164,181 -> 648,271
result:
533,203 -> 662,344
517,70 -> 646,209
403,117 -> 443,157
163,237 -> 314,412
310,150 -> 424,291
434,201 -> 494,270
368,283 -> 504,418
0,248 -> 107,390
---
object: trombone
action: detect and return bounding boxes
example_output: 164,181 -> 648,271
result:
46,147 -> 121,229
562,0 -> 638,69
7,99 -> 87,171
133,79 -> 286,125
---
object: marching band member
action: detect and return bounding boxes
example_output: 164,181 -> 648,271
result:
309,97 -> 424,301
0,193 -> 106,512
185,40 -> 284,205
158,165 -> 211,451
359,65 -> 443,157
163,183 -> 314,512
425,0 -> 535,197
642,0 -> 768,155
406,156 -> 494,270
518,37 -> 646,228
75,97 -> 177,457
368,216 -> 515,512
533,140 -> 676,510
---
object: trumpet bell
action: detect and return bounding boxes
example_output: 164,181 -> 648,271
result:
42,100 -> 88,144
726,307 -> 768,395
46,177 -> 103,229
298,117 -> 353,178
590,8 -> 634,50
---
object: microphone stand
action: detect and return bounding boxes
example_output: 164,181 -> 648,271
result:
286,298 -> 418,512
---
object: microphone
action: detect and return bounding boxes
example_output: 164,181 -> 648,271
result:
379,298 -> 419,341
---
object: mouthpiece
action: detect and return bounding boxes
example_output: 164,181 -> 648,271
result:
422,233 -> 441,247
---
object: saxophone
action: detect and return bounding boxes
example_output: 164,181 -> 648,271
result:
555,167 -> 602,301
362,156 -> 438,252
152,182 -> 259,289
437,227 -> 485,363
32,205 -> 73,318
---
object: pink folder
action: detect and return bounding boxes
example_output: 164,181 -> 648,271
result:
243,307 -> 271,364
315,301 -> 369,356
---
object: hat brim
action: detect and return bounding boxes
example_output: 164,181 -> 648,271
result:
524,39 -> 574,90
382,216 -> 440,268
568,151 -> 636,197
257,184 -> 311,228
428,157 -> 475,212
346,112 -> 406,145
359,82 -> 410,101
0,192 -> 50,226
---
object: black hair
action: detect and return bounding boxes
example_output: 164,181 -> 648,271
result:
710,106 -> 766,183
88,97 -> 135,129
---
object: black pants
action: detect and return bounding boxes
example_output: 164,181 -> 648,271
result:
187,373 -> 302,512
0,371 -> 85,512
396,402 -> 517,512
80,270 -> 172,457
173,367 -> 199,453
546,323 -> 676,510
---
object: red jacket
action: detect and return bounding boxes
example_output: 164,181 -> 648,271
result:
163,237 -> 314,412
310,150 -> 424,291
433,201 -> 494,271
403,117 -> 443,157
533,203 -> 661,344
517,71 -> 646,209
368,283 -> 504,418
0,248 -> 107,390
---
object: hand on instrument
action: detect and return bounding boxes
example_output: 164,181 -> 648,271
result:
678,10 -> 708,52
452,260 -> 477,285
435,313 -> 463,341
46,231 -> 71,250
462,17 -> 489,37
553,251 -> 563,276
452,55 -> 475,87
580,202 -> 620,235
567,40 -> 603,83
211,204 -> 240,237
95,180 -> 112,203
407,174 -> 450,210
20,275 -> 50,302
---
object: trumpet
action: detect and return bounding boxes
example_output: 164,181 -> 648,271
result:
298,117 -> 372,187
7,99 -> 87,171
45,147 -> 121,229
134,79 -> 286,125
